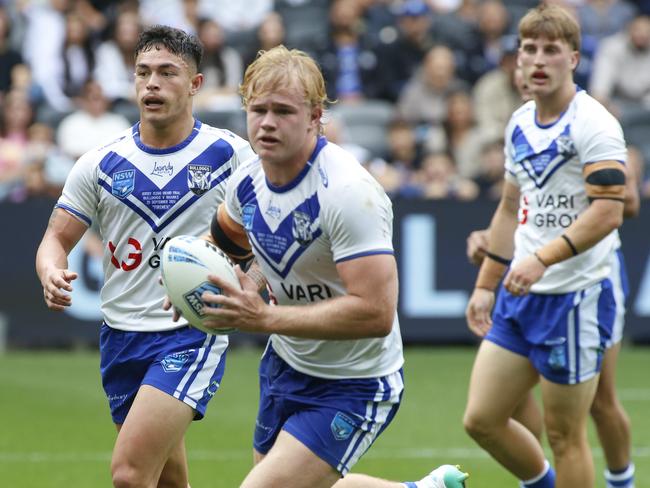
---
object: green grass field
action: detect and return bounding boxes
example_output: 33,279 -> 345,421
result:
1,346 -> 648,487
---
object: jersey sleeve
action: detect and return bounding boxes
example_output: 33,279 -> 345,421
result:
55,150 -> 100,227
223,161 -> 252,226
324,176 -> 394,263
503,118 -> 519,186
573,100 -> 627,166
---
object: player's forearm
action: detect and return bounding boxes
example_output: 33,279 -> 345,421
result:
36,235 -> 71,283
473,190 -> 518,291
536,200 -> 623,267
261,294 -> 395,340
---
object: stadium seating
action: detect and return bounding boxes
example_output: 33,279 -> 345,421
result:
330,99 -> 395,159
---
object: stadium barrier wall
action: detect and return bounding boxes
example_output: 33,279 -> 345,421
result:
2,197 -> 649,348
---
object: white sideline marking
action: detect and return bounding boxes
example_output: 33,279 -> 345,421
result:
2,447 -> 650,463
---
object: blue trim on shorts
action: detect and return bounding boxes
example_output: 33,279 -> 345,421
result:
100,323 -> 228,423
486,280 -> 614,385
253,344 -> 403,475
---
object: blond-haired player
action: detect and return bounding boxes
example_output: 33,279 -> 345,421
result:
199,46 -> 468,488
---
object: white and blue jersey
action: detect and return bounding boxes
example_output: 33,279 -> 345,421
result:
56,120 -> 255,332
489,90 -> 627,384
504,89 -> 627,293
224,136 -> 404,379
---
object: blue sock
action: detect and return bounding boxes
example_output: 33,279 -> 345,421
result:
520,460 -> 555,488
605,462 -> 635,488
402,483 -> 418,488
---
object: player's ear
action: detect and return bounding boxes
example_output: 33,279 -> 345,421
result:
189,72 -> 203,96
570,50 -> 580,72
310,105 -> 322,129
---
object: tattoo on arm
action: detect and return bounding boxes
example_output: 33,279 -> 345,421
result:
246,260 -> 267,292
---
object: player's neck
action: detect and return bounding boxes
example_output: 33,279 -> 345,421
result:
139,114 -> 195,149
263,134 -> 318,187
534,82 -> 576,126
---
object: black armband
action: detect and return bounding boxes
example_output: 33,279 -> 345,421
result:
210,213 -> 252,260
586,168 -> 626,186
561,234 -> 579,256
485,251 -> 512,266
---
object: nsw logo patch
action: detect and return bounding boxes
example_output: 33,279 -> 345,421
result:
330,412 -> 357,441
112,169 -> 135,199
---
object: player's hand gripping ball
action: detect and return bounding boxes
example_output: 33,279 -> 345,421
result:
161,235 -> 240,334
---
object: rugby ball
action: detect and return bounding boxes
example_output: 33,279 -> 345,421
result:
161,235 -> 240,335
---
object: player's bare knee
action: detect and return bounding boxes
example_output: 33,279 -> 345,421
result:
111,463 -> 149,488
545,423 -> 580,457
590,387 -> 617,418
463,409 -> 497,442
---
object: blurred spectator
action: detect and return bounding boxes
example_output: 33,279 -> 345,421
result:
416,152 -> 479,199
578,0 -> 637,41
194,18 -> 243,112
139,0 -> 201,34
22,0 -> 71,113
243,11 -> 286,68
274,0 -> 331,54
23,122 -> 72,199
473,138 -> 505,199
9,64 -> 42,106
94,7 -> 140,118
323,112 -> 375,166
75,0 -> 109,34
426,90 -> 484,179
590,13 -> 650,116
318,0 -> 382,102
0,6 -> 23,96
384,118 -> 424,197
397,44 -> 469,126
323,112 -> 401,193
199,0 -> 272,34
359,0 -> 398,44
0,90 -> 34,201
56,79 -> 130,159
452,0 -> 512,84
472,34 -> 522,146
60,12 -> 97,101
373,0 -> 438,102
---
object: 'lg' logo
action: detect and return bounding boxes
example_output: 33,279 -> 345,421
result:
518,195 -> 529,225
109,238 -> 142,271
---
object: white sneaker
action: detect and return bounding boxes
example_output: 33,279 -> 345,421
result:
422,465 -> 469,488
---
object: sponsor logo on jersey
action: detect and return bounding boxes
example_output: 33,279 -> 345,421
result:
242,204 -> 257,231
292,210 -> 314,246
161,350 -> 193,373
151,161 -> 174,177
188,164 -> 212,195
330,412 -> 357,441
112,169 -> 135,198
265,205 -> 282,220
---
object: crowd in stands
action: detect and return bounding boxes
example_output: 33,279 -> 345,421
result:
1,0 -> 649,204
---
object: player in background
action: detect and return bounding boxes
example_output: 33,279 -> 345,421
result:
465,35 -> 639,488
467,167 -> 639,488
464,5 -> 628,488
36,26 -> 254,488
193,45 -> 468,488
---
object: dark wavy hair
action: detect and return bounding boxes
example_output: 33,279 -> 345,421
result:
134,25 -> 203,72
